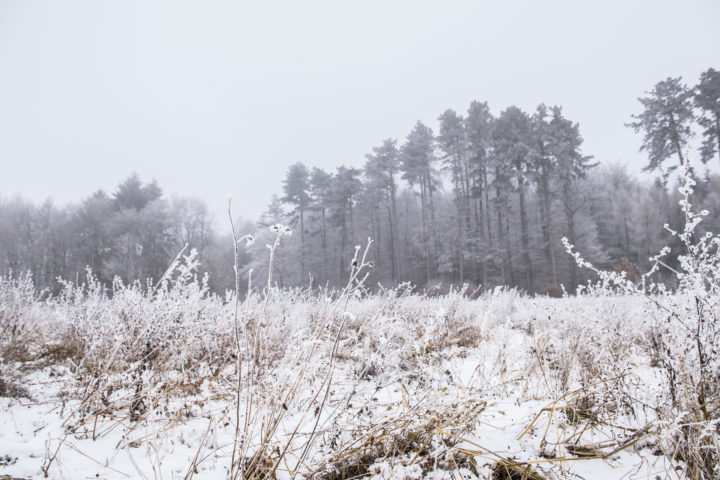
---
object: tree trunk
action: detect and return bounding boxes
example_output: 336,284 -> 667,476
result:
372,206 -> 381,277
504,197 -> 515,286
470,177 -> 482,285
518,175 -> 533,290
668,113 -> 686,167
389,174 -> 399,281
539,164 -> 558,286
339,216 -> 347,283
320,209 -> 328,281
419,181 -> 430,284
387,203 -> 396,281
425,171 -> 439,279
494,172 -> 506,285
452,165 -> 466,284
715,113 -> 720,171
299,207 -> 305,282
563,180 -> 577,292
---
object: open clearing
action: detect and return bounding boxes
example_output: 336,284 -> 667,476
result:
2,268 -> 715,479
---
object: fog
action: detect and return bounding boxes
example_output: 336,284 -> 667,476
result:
1,0 -> 718,223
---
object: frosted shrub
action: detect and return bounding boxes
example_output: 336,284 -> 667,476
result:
0,272 -> 38,353
565,162 -> 720,479
0,271 -> 38,396
35,249 -> 238,432
0,271 -> 36,324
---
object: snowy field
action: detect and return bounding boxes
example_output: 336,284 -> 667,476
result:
1,259 -> 717,479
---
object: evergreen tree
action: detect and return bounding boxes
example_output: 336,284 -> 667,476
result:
143,180 -> 163,204
438,109 -> 470,282
400,121 -> 439,283
494,106 -> 535,289
694,68 -> 720,168
113,173 -> 162,211
281,162 -> 311,281
628,77 -> 695,176
364,139 -> 401,281
533,105 -> 559,287
309,167 -> 333,282
329,166 -> 362,282
465,101 -> 494,285
547,106 -> 596,291
73,191 -> 115,283
488,117 -> 515,285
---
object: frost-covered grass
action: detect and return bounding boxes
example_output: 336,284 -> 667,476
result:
0,269 -> 716,479
1,165 -> 719,479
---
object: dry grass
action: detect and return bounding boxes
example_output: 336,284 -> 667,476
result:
0,262 -> 717,478
314,397 -> 486,479
491,460 -> 547,480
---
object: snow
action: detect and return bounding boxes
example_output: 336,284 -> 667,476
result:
0,287 -> 695,479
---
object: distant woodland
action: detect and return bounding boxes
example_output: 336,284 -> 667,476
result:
2,69 -> 719,295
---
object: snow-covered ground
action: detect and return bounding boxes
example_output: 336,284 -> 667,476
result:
1,271 -> 706,479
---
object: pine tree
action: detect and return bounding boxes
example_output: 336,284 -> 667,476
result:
400,121 -> 439,283
329,166 -> 362,282
364,139 -> 401,280
465,101 -> 494,285
694,68 -> 720,169
309,167 -> 333,282
533,105 -> 559,287
281,162 -> 311,281
628,77 -> 695,176
114,173 -> 149,211
494,106 -> 535,289
438,109 -> 469,282
107,175 -> 172,284
547,106 -> 596,291
74,191 -> 114,283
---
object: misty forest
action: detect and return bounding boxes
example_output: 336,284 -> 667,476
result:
2,70 -> 720,295
3,67 -> 720,479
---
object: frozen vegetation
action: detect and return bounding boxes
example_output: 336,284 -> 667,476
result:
0,168 -> 719,480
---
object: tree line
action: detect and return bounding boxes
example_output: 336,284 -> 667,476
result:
0,174 -> 250,295
250,67 -> 720,293
1,68 -> 718,295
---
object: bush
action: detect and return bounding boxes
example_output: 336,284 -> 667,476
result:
564,161 -> 720,479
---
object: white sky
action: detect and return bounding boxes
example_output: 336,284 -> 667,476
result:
1,0 -> 719,225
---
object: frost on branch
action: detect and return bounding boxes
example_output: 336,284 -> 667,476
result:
565,159 -> 720,478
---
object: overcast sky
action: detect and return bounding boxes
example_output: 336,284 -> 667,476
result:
1,0 -> 719,226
